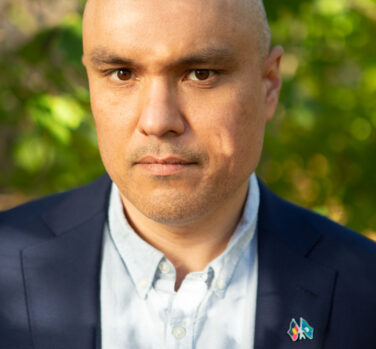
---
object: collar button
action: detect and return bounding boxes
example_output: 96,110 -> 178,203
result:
158,261 -> 171,274
216,279 -> 226,290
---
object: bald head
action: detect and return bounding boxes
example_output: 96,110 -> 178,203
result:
246,0 -> 271,59
83,0 -> 271,61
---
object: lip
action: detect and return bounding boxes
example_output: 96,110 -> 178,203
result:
136,156 -> 196,176
137,156 -> 194,165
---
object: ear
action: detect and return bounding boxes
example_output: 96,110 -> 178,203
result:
81,55 -> 87,67
262,46 -> 283,121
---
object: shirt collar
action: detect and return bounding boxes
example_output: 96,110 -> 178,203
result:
108,184 -> 163,298
209,173 -> 259,297
107,173 -> 260,299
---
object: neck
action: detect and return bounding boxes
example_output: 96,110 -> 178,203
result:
120,181 -> 249,289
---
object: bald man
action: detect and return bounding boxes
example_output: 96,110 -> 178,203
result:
1,0 -> 376,348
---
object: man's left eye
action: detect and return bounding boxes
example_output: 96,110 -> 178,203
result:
188,69 -> 214,81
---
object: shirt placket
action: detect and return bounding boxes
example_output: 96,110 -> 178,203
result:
154,266 -> 210,349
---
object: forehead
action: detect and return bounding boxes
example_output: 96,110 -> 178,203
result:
83,0 -> 256,62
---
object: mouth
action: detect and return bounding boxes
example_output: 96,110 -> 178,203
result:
135,156 -> 197,176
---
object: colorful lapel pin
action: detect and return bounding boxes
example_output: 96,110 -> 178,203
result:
287,317 -> 314,342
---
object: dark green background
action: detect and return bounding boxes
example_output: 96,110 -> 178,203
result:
1,0 -> 375,238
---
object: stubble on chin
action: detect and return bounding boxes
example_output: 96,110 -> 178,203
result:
119,164 -> 240,228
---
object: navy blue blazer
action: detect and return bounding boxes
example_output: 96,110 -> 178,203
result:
1,174 -> 376,349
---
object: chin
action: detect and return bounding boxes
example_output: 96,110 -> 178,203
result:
126,187 -> 219,226
138,195 -> 208,226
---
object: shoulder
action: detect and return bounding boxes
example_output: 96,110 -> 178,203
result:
0,174 -> 112,253
258,178 -> 376,273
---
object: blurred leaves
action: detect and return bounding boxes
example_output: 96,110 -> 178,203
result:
0,10 -> 103,194
29,94 -> 86,144
261,0 -> 376,235
0,0 -> 375,236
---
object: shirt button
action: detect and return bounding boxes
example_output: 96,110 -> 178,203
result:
216,279 -> 226,290
158,261 -> 171,274
172,326 -> 186,339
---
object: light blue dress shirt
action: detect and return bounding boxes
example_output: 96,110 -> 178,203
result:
100,173 -> 260,348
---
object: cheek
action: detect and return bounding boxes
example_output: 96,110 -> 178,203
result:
190,87 -> 264,174
89,84 -> 137,165
91,86 -> 129,129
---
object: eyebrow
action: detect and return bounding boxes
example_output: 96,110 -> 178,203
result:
89,49 -> 134,66
88,46 -> 236,69
175,47 -> 235,66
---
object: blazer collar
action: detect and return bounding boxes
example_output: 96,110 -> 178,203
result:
21,174 -> 111,349
254,180 -> 337,349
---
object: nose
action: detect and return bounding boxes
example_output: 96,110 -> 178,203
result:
137,78 -> 185,137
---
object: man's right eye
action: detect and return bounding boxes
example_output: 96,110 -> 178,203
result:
112,69 -> 132,81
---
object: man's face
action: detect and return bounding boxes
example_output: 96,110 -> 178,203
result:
83,0 -> 281,226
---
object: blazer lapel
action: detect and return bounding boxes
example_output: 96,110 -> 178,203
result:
21,175 -> 111,349
254,181 -> 337,349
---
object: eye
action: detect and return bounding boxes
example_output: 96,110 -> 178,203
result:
188,69 -> 214,81
112,69 -> 132,81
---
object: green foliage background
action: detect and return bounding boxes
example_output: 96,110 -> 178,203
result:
0,0 -> 375,236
